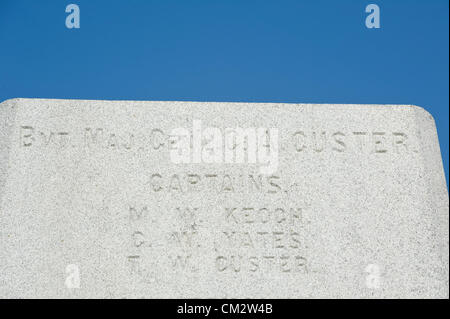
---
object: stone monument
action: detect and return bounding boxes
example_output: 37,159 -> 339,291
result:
0,98 -> 448,298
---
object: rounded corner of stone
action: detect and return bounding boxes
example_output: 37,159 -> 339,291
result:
0,98 -> 23,109
408,104 -> 436,125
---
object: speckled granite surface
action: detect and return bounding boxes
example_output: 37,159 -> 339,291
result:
0,98 -> 448,298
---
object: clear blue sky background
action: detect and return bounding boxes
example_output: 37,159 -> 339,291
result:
0,0 -> 448,184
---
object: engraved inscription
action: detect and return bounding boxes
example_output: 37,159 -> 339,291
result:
292,131 -> 412,154
20,126 -> 416,155
148,173 -> 282,194
125,200 -> 311,277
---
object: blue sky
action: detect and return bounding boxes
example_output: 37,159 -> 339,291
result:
0,0 -> 448,184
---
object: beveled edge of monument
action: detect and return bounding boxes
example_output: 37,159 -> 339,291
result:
0,97 -> 437,123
